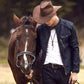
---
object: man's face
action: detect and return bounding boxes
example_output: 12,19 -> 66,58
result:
45,14 -> 56,26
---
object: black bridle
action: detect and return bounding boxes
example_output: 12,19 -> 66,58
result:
16,25 -> 35,69
15,24 -> 39,84
17,25 -> 35,29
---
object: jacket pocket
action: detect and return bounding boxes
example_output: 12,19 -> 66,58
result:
61,33 -> 71,39
60,34 -> 71,49
60,39 -> 65,48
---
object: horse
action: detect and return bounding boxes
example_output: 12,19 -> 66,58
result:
8,15 -> 42,84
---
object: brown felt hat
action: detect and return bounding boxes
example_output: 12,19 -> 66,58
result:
33,1 -> 62,24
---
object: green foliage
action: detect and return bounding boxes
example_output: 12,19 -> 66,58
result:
52,0 -> 76,17
0,0 -> 76,17
0,0 -> 77,36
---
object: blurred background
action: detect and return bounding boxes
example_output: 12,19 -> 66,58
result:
0,0 -> 84,84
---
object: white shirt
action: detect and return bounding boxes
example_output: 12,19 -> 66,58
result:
44,29 -> 63,65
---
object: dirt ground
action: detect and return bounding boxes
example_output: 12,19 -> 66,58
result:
0,64 -> 84,84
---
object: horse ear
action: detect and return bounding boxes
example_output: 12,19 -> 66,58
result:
13,14 -> 21,25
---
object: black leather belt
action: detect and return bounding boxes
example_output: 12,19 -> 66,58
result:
44,63 -> 63,69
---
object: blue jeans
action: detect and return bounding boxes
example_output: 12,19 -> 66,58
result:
42,65 -> 70,84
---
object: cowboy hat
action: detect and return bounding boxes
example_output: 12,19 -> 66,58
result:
33,1 -> 62,24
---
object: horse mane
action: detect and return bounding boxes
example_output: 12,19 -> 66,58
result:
20,16 -> 32,25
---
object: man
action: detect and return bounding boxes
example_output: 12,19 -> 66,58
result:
26,1 -> 80,84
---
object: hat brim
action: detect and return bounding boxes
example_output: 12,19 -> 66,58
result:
33,5 -> 62,24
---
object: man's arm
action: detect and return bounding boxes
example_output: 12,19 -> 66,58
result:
70,24 -> 80,73
69,23 -> 80,84
32,27 -> 41,70
25,27 -> 41,79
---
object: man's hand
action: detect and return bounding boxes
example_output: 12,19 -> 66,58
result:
69,73 -> 78,84
25,70 -> 33,79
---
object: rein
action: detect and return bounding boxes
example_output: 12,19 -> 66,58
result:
29,78 -> 39,84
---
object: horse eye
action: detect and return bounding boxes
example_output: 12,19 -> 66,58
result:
16,36 -> 21,40
18,56 -> 21,60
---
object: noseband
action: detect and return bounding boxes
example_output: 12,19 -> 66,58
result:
16,51 -> 35,66
16,25 -> 36,68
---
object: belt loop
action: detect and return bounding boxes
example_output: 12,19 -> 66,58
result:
51,64 -> 54,68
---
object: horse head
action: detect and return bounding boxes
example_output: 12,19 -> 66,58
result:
13,14 -> 37,75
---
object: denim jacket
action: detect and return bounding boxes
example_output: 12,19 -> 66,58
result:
32,18 -> 80,74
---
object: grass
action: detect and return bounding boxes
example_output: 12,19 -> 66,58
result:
0,64 -> 16,84
0,64 -> 84,84
0,64 -> 30,84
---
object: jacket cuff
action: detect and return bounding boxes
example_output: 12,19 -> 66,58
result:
72,69 -> 80,73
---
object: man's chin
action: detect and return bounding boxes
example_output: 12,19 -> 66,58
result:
47,24 -> 53,27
